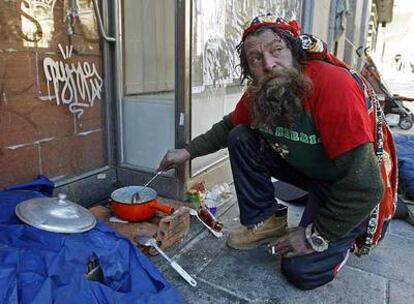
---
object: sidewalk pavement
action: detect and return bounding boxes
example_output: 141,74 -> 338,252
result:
147,193 -> 414,304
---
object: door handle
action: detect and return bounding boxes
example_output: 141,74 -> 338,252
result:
92,0 -> 116,42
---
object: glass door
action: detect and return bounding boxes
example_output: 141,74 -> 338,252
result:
120,0 -> 175,173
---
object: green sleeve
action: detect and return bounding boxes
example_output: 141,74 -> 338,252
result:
313,143 -> 384,241
185,114 -> 234,159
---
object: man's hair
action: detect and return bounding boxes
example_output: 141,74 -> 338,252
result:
237,27 -> 307,85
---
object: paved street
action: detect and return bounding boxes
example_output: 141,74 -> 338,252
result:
383,69 -> 414,135
383,69 -> 414,101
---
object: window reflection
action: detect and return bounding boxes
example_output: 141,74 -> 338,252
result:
190,0 -> 301,175
192,0 -> 300,90
123,0 -> 175,95
20,0 -> 56,48
15,0 -> 99,50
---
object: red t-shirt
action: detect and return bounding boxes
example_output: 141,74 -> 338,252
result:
231,60 -> 373,159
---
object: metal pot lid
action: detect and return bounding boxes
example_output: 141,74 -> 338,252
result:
15,193 -> 96,233
111,186 -> 157,205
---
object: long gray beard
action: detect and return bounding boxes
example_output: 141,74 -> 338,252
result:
250,67 -> 312,129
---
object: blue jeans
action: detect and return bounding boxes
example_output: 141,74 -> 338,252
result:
227,125 -> 368,290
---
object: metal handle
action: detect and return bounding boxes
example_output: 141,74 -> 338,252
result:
92,0 -> 116,42
57,193 -> 68,205
150,240 -> 197,287
130,171 -> 163,203
136,171 -> 163,197
152,243 -> 173,264
170,261 -> 197,287
142,171 -> 162,189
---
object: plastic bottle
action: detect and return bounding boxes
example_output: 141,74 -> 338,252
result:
204,197 -> 217,215
198,207 -> 223,232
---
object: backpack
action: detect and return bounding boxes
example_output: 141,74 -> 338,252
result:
301,34 -> 398,255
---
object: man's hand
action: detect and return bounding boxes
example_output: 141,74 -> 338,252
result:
268,226 -> 315,258
158,149 -> 191,172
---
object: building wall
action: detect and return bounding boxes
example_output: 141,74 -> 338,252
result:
306,0 -> 373,66
0,0 -> 107,189
328,0 -> 347,59
300,0 -> 332,42
344,0 -> 371,68
310,0 -> 332,41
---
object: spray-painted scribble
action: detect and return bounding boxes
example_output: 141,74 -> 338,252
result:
43,43 -> 103,118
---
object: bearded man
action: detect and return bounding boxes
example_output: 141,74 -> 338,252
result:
158,15 -> 397,290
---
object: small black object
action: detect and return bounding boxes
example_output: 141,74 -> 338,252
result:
85,254 -> 104,282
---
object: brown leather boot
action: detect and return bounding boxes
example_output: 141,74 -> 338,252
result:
227,213 -> 287,250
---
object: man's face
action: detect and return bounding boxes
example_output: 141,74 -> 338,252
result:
244,30 -> 294,82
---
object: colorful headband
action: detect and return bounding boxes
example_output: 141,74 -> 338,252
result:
242,14 -> 302,41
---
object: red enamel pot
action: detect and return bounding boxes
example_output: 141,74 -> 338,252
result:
111,186 -> 174,221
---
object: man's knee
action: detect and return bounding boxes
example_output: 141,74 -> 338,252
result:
227,125 -> 257,151
281,257 -> 334,290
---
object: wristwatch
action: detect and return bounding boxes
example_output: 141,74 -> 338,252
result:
305,223 -> 329,252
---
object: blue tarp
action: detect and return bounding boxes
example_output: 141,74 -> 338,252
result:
0,176 -> 182,304
394,134 -> 414,200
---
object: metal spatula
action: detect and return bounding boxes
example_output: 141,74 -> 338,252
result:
136,236 -> 197,287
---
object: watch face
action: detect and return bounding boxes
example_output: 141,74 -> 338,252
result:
312,236 -> 324,246
311,235 -> 328,252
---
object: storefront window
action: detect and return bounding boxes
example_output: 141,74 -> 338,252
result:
190,0 -> 301,175
123,1 -> 174,95
0,0 -> 107,188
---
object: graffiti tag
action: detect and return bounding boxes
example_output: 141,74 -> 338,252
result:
43,44 -> 103,117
